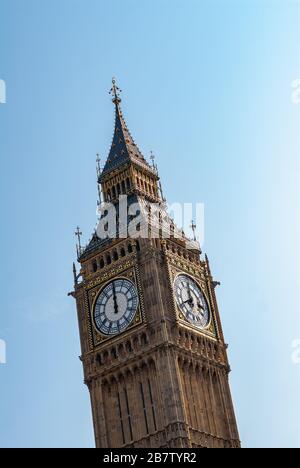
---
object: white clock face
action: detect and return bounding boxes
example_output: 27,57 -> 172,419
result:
174,274 -> 210,329
93,279 -> 139,336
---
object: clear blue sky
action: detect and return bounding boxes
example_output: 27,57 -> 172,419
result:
0,0 -> 299,448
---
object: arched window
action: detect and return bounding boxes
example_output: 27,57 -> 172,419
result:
126,341 -> 133,353
136,241 -> 140,252
126,178 -> 131,190
141,334 -> 148,346
100,258 -> 105,269
120,248 -> 126,257
112,186 -> 116,199
96,353 -> 102,365
117,183 -> 121,195
121,180 -> 126,193
106,255 -> 112,265
128,244 -> 133,254
113,251 -> 119,261
92,261 -> 97,273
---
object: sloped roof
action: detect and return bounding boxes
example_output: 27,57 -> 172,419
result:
100,82 -> 156,178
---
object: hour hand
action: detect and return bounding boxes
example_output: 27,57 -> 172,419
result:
183,297 -> 194,306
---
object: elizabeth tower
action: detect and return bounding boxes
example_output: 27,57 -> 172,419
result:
71,80 -> 240,448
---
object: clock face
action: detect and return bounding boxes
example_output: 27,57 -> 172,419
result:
174,274 -> 210,329
93,279 -> 139,336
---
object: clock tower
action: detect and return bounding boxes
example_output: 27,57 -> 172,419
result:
71,79 -> 240,448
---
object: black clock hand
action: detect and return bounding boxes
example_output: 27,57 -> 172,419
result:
187,282 -> 196,309
112,282 -> 119,315
183,298 -> 194,305
195,299 -> 205,315
187,281 -> 192,300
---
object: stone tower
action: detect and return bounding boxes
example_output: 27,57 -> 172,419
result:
71,79 -> 240,448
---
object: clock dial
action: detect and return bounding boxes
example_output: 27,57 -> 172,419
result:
93,279 -> 139,336
174,274 -> 210,329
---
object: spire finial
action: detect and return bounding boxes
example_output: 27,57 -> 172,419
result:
109,77 -> 122,105
150,150 -> 155,168
96,153 -> 101,178
150,150 -> 158,174
75,226 -> 82,257
190,220 -> 197,241
96,153 -> 102,207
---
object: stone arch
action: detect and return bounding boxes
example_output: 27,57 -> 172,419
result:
111,347 -> 117,359
106,254 -> 112,265
113,250 -> 119,261
141,333 -> 149,346
125,340 -> 133,353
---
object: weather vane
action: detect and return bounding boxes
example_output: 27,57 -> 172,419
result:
109,77 -> 122,104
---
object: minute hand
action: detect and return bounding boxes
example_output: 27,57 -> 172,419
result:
112,282 -> 119,314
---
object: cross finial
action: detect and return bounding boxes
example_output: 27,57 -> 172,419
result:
150,150 -> 158,174
190,220 -> 197,241
75,226 -> 82,250
96,153 -> 101,178
150,150 -> 155,167
109,77 -> 122,105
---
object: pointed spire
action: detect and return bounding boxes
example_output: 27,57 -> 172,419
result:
205,253 -> 211,275
100,78 -> 156,179
73,262 -> 77,285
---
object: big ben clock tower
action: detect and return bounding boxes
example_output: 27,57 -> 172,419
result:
71,79 -> 240,449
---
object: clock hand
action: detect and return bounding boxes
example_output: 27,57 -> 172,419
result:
187,282 -> 192,300
196,302 -> 206,317
112,282 -> 119,315
185,282 -> 195,307
183,298 -> 194,306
